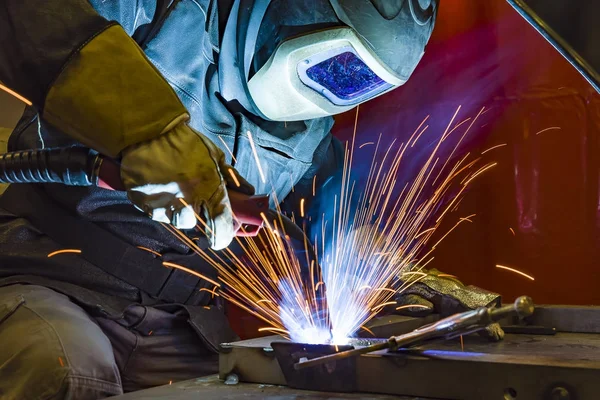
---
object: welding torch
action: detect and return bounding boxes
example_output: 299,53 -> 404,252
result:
0,145 -> 308,242
295,296 -> 534,370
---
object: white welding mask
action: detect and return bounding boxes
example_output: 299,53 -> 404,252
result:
219,0 -> 438,122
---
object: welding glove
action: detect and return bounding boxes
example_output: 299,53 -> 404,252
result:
391,267 -> 505,341
121,120 -> 254,250
25,22 -> 255,251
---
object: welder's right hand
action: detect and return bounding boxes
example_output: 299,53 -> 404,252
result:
120,121 -> 254,250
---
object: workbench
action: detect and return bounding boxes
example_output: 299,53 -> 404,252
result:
110,305 -> 600,400
108,375 -> 425,399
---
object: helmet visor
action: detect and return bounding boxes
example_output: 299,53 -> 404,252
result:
297,46 -> 393,106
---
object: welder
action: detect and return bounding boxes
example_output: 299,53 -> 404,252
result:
0,1 -> 500,398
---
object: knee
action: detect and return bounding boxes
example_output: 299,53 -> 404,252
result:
0,285 -> 123,399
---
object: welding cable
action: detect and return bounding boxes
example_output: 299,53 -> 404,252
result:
0,147 -> 102,186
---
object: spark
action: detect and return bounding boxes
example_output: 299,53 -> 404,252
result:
359,142 -> 374,149
199,287 -> 220,298
247,131 -> 266,183
370,302 -> 396,312
160,106 -> 496,345
400,271 -> 428,279
162,261 -> 221,287
48,249 -> 82,258
228,169 -> 241,187
169,381 -> 172,385
444,117 -> 472,141
433,106 -> 482,185
459,214 -> 477,223
137,246 -> 162,257
415,227 -> 436,239
312,176 -> 317,197
218,136 -> 237,163
258,327 -> 289,335
395,304 -> 430,311
481,143 -> 507,155
509,228 -> 516,236
535,127 -> 561,136
374,288 -> 396,294
411,125 -> 429,148
462,162 -> 497,187
300,198 -> 305,218
0,83 -> 32,105
149,330 -> 153,335
437,274 -> 458,279
58,357 -> 64,367
495,264 -> 535,281
360,325 -> 376,337
460,335 -> 464,351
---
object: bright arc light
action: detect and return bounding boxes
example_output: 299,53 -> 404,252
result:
164,107 -> 494,345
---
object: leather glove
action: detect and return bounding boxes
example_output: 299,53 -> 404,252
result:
121,121 -> 254,250
391,268 -> 505,341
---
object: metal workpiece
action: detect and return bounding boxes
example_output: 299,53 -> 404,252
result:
219,303 -> 600,399
295,296 -> 534,370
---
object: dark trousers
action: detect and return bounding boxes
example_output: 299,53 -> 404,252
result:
0,284 -> 218,399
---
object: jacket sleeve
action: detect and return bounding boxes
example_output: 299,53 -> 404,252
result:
0,1 -> 187,157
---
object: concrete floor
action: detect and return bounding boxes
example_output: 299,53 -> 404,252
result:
0,88 -> 26,193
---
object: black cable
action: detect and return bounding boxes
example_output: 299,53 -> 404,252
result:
0,146 -> 101,186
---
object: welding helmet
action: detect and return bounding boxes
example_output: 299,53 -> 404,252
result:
219,0 -> 439,122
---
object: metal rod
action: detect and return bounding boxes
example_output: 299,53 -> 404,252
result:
295,296 -> 534,370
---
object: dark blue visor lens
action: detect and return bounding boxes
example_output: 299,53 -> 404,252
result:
301,51 -> 392,105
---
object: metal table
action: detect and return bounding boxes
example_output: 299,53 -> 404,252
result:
110,305 -> 600,400
108,375 -> 424,399
219,306 -> 600,400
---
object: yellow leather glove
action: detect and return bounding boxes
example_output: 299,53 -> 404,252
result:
120,121 -> 253,250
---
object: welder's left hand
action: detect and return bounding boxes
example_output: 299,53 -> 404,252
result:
390,268 -> 505,341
